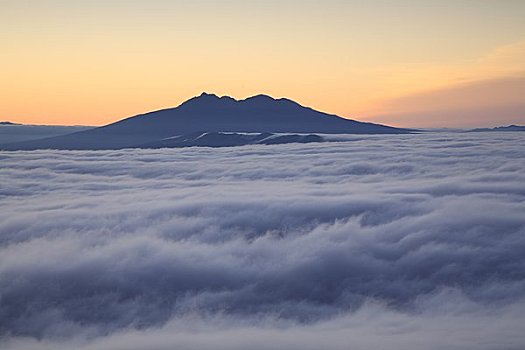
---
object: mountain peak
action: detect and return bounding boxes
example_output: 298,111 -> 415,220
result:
182,93 -> 299,109
199,92 -> 219,98
195,92 -> 237,102
244,94 -> 276,102
179,92 -> 236,110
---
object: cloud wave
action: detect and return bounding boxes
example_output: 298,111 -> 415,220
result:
1,133 -> 525,349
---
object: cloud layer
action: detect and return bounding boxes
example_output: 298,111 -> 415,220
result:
1,133 -> 525,349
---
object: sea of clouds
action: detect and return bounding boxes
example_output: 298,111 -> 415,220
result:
1,133 -> 524,349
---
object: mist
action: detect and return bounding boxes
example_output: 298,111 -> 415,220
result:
1,133 -> 524,349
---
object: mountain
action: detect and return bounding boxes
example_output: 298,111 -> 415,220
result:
139,132 -> 324,148
0,123 -> 93,144
468,125 -> 525,132
1,93 -> 411,150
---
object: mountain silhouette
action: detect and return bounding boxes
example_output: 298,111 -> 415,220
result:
468,125 -> 525,132
1,93 -> 411,150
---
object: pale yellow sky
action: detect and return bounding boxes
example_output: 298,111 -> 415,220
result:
1,0 -> 525,127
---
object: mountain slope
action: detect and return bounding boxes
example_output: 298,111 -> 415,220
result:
0,123 -> 93,144
138,132 -> 325,148
1,93 -> 411,150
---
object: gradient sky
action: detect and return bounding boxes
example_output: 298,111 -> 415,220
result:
2,0 -> 525,128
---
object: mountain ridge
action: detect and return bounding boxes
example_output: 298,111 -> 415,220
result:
1,93 -> 411,150
468,125 -> 525,132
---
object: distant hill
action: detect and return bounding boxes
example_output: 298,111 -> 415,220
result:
0,123 -> 93,144
1,93 -> 411,150
469,125 -> 525,132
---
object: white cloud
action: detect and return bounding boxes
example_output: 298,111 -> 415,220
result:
1,133 -> 525,349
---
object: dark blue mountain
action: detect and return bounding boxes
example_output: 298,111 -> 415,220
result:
0,123 -> 93,144
468,125 -> 525,132
138,132 -> 325,148
1,93 -> 411,150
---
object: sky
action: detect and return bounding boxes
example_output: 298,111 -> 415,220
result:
1,0 -> 525,128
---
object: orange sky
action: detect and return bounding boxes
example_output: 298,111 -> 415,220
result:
2,0 -> 525,128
